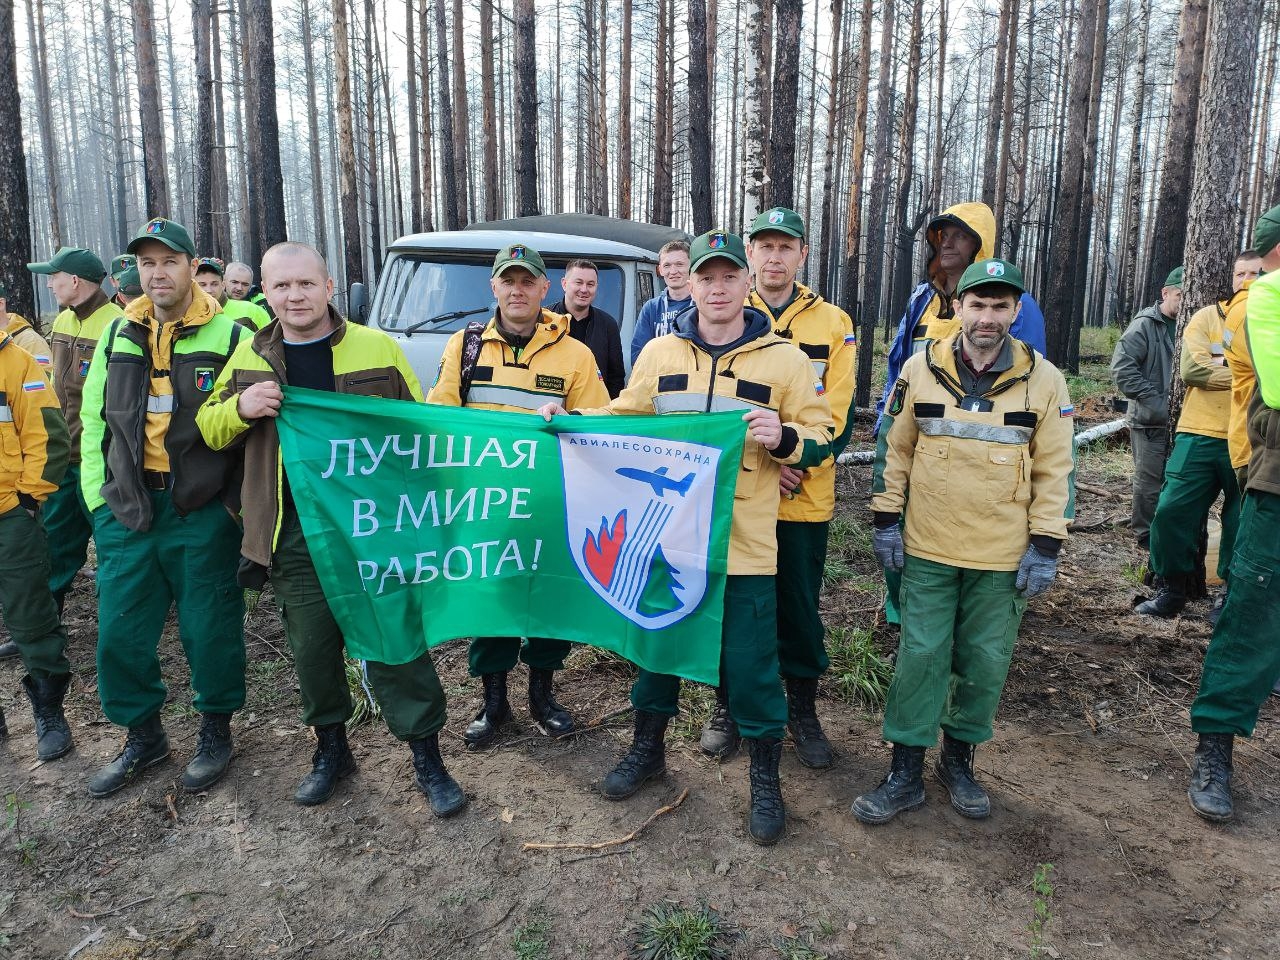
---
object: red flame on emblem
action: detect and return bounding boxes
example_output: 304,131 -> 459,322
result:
583,511 -> 626,589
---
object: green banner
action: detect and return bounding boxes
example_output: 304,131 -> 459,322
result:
275,387 -> 745,684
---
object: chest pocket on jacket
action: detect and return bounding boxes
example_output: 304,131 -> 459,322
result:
985,447 -> 1031,503
234,370 -> 275,393
0,396 -> 19,459
345,373 -> 391,399
911,437 -> 950,495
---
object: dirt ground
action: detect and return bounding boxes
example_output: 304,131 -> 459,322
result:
2,412 -> 1279,960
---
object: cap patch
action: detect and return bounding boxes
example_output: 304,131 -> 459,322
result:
986,262 -> 1005,277
768,210 -> 784,225
510,245 -> 526,260
710,233 -> 727,249
146,219 -> 166,235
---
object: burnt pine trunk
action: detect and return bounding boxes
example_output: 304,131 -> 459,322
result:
301,0 -> 328,256
433,0 -> 459,230
103,4 -> 129,251
768,0 -> 802,209
688,0 -> 714,232
929,0 -> 946,211
0,0 -> 32,318
406,0 -> 422,232
860,0 -> 897,346
193,0 -> 214,253
1117,0 -> 1150,323
816,0 -> 844,296
618,0 -> 633,218
27,0 -> 60,245
418,0 -> 436,230
245,0 -> 287,261
743,0 -> 772,219
888,0 -> 924,321
132,0 -> 170,216
650,0 -> 673,225
450,0 -> 471,225
1168,0 -> 1262,438
513,0 -> 539,216
845,0 -> 874,408
480,0 -> 498,221
1040,0 -> 1100,366
596,0 -> 609,216
991,0 -> 1020,247
980,0 -> 1014,211
1068,0 -> 1109,366
333,0 -> 363,285
362,0 -> 383,268
210,4 -> 233,255
1145,0 -> 1207,303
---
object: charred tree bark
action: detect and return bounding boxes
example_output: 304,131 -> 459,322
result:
768,0 -> 802,209
650,0 -> 673,225
888,0 -> 924,320
333,0 -> 363,285
816,0 -> 844,296
27,0 -> 60,245
980,0 -> 1014,211
406,0 -> 422,232
433,0 -> 459,229
0,0 -> 32,318
300,0 -> 328,256
480,0 -> 498,221
244,0 -> 287,262
861,0 -> 897,348
450,0 -> 471,225
688,0 -> 714,232
845,0 -> 873,408
193,0 -> 214,253
132,0 -> 170,216
513,0 -> 540,216
743,0 -> 772,218
1118,0 -> 1150,322
103,3 -> 129,251
618,0 -> 633,218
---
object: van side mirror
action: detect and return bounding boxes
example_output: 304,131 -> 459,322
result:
349,282 -> 368,324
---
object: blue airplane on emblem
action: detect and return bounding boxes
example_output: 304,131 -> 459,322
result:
615,466 -> 695,498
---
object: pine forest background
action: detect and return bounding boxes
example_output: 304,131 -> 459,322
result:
0,0 -> 1275,401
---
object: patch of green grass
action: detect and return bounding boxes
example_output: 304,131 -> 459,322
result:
1121,559 -> 1148,587
821,556 -> 858,586
1028,863 -> 1056,957
670,684 -> 716,743
630,901 -> 738,960
774,936 -> 829,960
513,906 -> 552,960
249,657 -> 288,681
5,792 -> 36,867
345,658 -> 382,728
1076,437 -> 1133,483
162,700 -> 199,721
824,516 -> 875,586
827,626 -> 893,709
1079,325 -> 1120,355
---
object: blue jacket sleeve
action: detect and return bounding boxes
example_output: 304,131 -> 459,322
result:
1012,293 -> 1047,355
873,284 -> 930,437
630,299 -> 659,365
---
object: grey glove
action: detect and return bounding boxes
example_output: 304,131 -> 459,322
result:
873,525 -> 905,572
1016,544 -> 1058,598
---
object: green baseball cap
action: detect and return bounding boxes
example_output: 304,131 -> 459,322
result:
955,258 -> 1025,297
1163,266 -> 1184,289
1253,205 -> 1280,257
689,230 -> 749,272
116,266 -> 143,296
195,256 -> 226,276
748,207 -> 805,240
27,247 -> 107,282
109,254 -> 135,280
127,217 -> 197,257
491,243 -> 546,278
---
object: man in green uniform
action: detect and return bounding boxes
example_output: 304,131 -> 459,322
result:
195,257 -> 273,331
196,242 -> 466,816
0,320 -> 75,761
1186,207 -> 1280,822
26,247 -> 123,625
855,260 -> 1074,824
111,256 -> 143,309
540,230 -> 835,845
80,217 -> 251,798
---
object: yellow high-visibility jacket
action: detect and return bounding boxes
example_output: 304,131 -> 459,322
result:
579,309 -> 835,575
427,310 -> 609,412
749,283 -> 856,522
4,316 -> 53,371
872,334 -> 1075,571
1176,298 -> 1235,440
0,329 -> 69,514
1222,282 -> 1255,468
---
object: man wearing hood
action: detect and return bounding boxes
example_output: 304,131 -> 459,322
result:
691,207 -> 854,770
1111,268 -> 1184,547
873,203 -> 1047,624
539,230 -> 835,846
79,217 -> 251,799
0,283 -> 53,373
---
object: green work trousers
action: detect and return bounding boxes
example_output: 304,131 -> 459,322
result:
94,493 -> 246,728
776,519 -> 830,679
45,463 -> 93,606
272,510 -> 447,740
882,555 -> 1028,747
468,635 -> 571,677
1149,433 -> 1240,582
632,574 -> 787,740
0,506 -> 70,678
1130,425 -> 1170,543
1190,491 -> 1280,736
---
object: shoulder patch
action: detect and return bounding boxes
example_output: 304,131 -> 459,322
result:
888,378 -> 908,416
22,379 -> 46,392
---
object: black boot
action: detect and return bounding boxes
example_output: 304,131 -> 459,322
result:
1135,576 -> 1188,618
935,733 -> 990,819
851,743 -> 927,825
602,710 -> 668,799
698,685 -> 739,760
745,737 -> 786,845
21,673 -> 74,761
410,734 -> 468,817
295,723 -> 357,806
464,672 -> 512,748
785,677 -> 833,769
87,714 -> 169,798
182,713 -> 234,791
528,667 -> 574,737
1188,733 -> 1234,822
1207,586 -> 1228,628
0,639 -> 17,660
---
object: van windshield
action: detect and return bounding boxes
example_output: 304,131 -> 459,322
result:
375,254 -> 625,334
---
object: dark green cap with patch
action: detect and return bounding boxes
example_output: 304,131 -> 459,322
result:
690,230 -> 748,272
195,256 -> 226,277
116,266 -> 143,295
955,258 -> 1025,297
748,207 -> 805,240
127,217 -> 197,257
27,247 -> 107,282
492,243 -> 546,278
1254,206 -> 1280,257
109,254 -> 135,280
1163,266 -> 1184,289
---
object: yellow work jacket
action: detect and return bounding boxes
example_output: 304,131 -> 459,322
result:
4,317 -> 52,371
1176,299 -> 1234,440
427,310 -> 609,412
1222,283 -> 1255,467
872,334 -> 1075,571
0,330 -> 69,514
49,296 -> 123,462
749,283 -> 856,522
582,310 -> 835,575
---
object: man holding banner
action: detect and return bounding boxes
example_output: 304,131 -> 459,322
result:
427,243 -> 609,748
540,229 -> 835,846
196,243 -> 467,817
